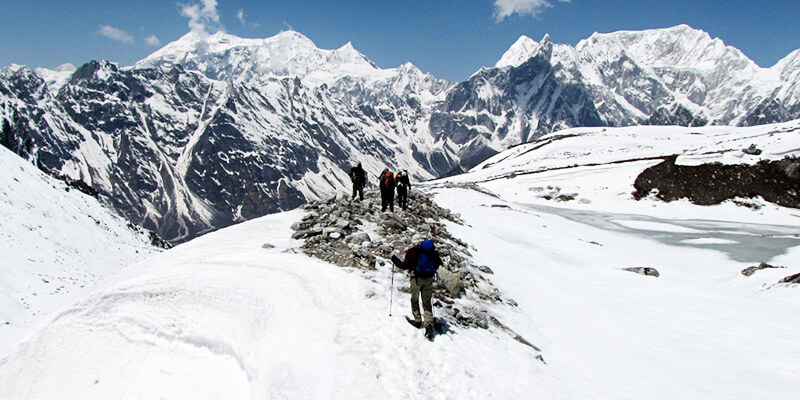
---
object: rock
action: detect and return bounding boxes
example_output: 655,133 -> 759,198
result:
301,212 -> 317,221
632,155 -> 800,209
622,267 -> 660,277
346,232 -> 371,243
323,227 -> 344,236
291,227 -> 323,239
292,190 -> 515,333
784,162 -> 800,179
290,220 -> 313,231
742,144 -> 762,155
437,268 -> 464,298
555,193 -> 577,202
779,272 -> 800,284
353,248 -> 372,258
741,262 -> 784,277
261,243 -> 275,249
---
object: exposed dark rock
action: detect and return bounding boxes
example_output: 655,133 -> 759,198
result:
478,265 -> 494,274
779,272 -> 800,284
742,98 -> 790,127
59,175 -> 99,198
633,155 -> 800,209
291,227 -> 323,240
741,262 -> 785,277
742,144 -> 762,156
646,103 -> 708,127
622,267 -> 660,277
148,232 -> 172,249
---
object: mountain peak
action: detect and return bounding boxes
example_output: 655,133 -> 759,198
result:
496,34 -> 553,69
577,24 -> 756,72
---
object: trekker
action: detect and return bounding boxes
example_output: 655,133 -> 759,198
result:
350,162 -> 366,201
379,169 -> 396,212
399,239 -> 443,340
395,170 -> 410,210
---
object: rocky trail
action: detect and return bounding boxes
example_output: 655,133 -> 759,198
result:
290,187 -> 543,355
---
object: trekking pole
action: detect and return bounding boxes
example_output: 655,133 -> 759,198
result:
389,260 -> 395,316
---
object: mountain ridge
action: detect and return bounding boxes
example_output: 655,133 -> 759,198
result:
2,25 -> 799,242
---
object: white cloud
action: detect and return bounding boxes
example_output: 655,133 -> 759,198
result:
493,0 -> 571,22
98,25 -> 135,44
179,0 -> 222,34
236,8 -> 260,27
145,35 -> 161,47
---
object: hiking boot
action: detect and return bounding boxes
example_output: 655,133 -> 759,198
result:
425,325 -> 434,340
406,317 -> 422,329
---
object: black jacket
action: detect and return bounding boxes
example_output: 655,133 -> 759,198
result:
396,174 -> 410,194
350,166 -> 366,186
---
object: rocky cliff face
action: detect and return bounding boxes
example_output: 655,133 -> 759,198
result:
2,26 -> 798,242
0,32 -> 450,242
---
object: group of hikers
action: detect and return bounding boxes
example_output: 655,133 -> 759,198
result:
348,163 -> 411,212
348,162 -> 441,341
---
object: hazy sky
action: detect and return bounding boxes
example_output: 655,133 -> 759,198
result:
1,0 -> 798,81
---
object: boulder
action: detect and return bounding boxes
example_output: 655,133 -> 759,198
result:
291,227 -> 323,239
478,265 -> 494,274
741,262 -> 784,277
290,220 -> 313,231
779,272 -> 800,284
742,144 -> 762,155
437,268 -> 464,298
346,232 -> 371,244
622,267 -> 660,277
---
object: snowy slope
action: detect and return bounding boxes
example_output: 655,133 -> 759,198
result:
453,119 -> 800,224
0,146 -> 159,352
432,25 -> 800,170
1,122 -> 799,399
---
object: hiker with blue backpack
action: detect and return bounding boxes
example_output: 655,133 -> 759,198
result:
391,239 -> 443,340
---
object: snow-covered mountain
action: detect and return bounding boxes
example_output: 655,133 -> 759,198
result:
1,121 -> 798,399
1,31 -> 450,242
0,145 -> 160,351
432,25 -> 800,170
2,26 -> 799,243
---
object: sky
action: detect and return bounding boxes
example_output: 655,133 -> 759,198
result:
1,0 -> 798,82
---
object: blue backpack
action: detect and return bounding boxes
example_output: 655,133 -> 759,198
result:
415,240 -> 437,276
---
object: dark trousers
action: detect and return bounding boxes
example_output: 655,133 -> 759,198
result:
352,184 -> 363,201
397,188 -> 407,209
381,190 -> 394,212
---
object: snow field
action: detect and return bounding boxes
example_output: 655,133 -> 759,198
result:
0,208 -> 545,399
434,187 -> 800,400
0,146 -> 156,351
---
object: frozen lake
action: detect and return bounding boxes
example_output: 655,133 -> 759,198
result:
518,203 -> 800,264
